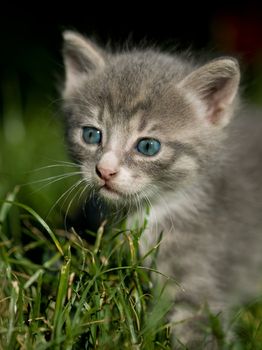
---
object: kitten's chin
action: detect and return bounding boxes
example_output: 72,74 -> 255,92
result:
99,184 -> 123,201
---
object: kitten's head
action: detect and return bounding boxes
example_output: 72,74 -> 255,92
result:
61,31 -> 240,206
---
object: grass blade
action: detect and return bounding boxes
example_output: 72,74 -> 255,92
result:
2,200 -> 64,256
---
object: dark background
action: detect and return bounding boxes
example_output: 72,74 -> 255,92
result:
0,2 -> 262,106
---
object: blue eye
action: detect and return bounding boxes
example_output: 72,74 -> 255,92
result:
82,127 -> 102,145
137,138 -> 161,156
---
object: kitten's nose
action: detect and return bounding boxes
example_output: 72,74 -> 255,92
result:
96,165 -> 118,181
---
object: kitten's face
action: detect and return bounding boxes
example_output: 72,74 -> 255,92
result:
62,31 -> 240,206
64,71 -> 202,205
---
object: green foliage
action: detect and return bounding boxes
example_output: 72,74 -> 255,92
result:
0,189 -> 173,349
1,192 -> 262,349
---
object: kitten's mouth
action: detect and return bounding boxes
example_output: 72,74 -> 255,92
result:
99,183 -> 122,198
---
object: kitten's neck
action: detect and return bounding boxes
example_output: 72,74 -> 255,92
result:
149,176 -> 213,229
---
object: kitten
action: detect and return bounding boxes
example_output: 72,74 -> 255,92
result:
61,31 -> 262,348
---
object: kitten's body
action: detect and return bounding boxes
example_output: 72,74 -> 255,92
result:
144,107 -> 262,301
61,31 -> 262,347
136,108 -> 262,346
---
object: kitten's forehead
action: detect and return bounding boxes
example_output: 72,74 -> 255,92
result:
86,88 -> 194,139
77,54 -> 182,110
67,52 -> 197,134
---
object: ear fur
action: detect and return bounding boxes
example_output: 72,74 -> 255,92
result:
178,58 -> 240,127
62,30 -> 106,96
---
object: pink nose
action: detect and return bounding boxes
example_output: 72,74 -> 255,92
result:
96,165 -> 118,181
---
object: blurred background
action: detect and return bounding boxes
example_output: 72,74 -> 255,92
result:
0,2 -> 262,223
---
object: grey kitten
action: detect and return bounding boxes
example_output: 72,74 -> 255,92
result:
61,31 -> 262,348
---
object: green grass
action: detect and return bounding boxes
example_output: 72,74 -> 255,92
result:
1,193 -> 262,350
0,188 -> 174,349
1,77 -> 262,349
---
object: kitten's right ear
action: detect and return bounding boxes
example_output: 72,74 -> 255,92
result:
62,31 -> 106,96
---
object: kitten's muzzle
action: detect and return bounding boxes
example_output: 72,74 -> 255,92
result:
95,165 -> 122,197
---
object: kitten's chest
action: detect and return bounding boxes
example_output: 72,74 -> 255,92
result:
129,196 -> 205,269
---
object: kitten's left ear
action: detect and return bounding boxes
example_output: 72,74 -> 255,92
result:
62,30 -> 106,96
178,58 -> 240,127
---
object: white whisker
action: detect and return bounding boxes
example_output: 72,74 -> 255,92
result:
28,163 -> 79,173
63,179 -> 87,231
26,172 -> 83,196
45,178 -> 86,220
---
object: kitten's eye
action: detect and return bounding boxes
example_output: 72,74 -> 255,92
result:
82,127 -> 102,145
137,138 -> 161,156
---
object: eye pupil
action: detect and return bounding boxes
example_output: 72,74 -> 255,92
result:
137,138 -> 161,156
83,127 -> 102,145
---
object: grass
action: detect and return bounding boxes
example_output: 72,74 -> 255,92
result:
1,77 -> 262,349
1,194 -> 262,350
0,188 -> 174,349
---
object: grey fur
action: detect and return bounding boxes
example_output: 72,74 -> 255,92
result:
61,31 -> 262,348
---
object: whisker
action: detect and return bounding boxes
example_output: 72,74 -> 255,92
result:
78,180 -> 91,204
26,173 -> 84,196
60,178 -> 86,211
28,163 -> 79,173
21,171 -> 83,187
63,179 -> 87,231
45,178 -> 86,220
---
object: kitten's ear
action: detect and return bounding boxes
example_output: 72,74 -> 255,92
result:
178,58 -> 240,127
62,30 -> 106,96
